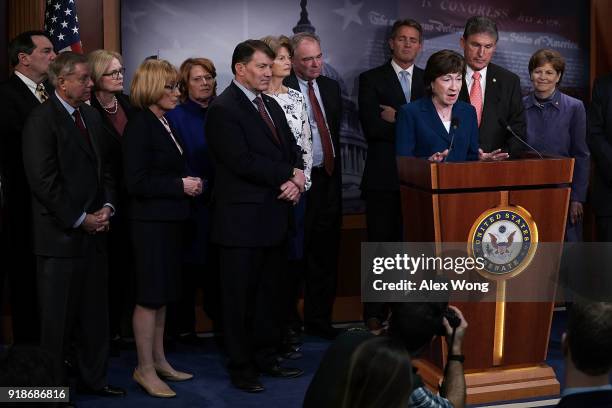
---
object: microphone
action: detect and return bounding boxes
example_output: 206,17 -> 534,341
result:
498,119 -> 543,159
444,118 -> 460,162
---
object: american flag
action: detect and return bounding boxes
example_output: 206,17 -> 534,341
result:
44,0 -> 83,53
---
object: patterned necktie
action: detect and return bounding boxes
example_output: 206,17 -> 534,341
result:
307,80 -> 334,176
253,96 -> 281,145
470,71 -> 483,127
36,83 -> 48,102
399,70 -> 411,103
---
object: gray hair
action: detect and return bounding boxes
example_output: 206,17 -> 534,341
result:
47,51 -> 88,86
290,32 -> 320,52
463,16 -> 498,42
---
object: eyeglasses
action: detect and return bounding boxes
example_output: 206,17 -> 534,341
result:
102,67 -> 126,80
192,75 -> 215,84
164,83 -> 180,91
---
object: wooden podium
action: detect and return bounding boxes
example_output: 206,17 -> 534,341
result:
397,156 -> 573,405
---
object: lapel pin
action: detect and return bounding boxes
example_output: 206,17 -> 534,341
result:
492,78 -> 497,83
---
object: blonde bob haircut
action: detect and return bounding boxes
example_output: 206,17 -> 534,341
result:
87,49 -> 123,89
130,59 -> 179,110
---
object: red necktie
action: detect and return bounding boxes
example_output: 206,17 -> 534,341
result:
307,80 -> 334,176
254,96 -> 281,145
72,109 -> 88,138
470,71 -> 483,127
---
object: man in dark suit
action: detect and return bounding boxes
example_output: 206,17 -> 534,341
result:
206,40 -> 305,393
22,52 -> 123,397
0,31 -> 55,345
556,302 -> 612,407
588,73 -> 612,241
358,19 -> 425,333
458,16 -> 526,160
285,32 -> 343,339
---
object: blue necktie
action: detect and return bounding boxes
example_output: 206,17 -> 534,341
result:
399,70 -> 411,103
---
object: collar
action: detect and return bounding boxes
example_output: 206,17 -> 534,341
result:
525,89 -> 561,110
232,79 -> 259,103
183,97 -> 209,113
466,65 -> 488,81
562,384 -> 612,398
390,59 -> 415,77
296,74 -> 317,88
14,70 -> 40,94
55,90 -> 78,115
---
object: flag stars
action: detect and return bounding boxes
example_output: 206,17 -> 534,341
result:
51,16 -> 58,23
64,8 -> 72,15
61,21 -> 68,28
58,33 -> 65,41
54,3 -> 60,10
49,28 -> 55,35
72,26 -> 79,34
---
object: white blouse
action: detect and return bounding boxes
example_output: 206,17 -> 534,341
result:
268,87 -> 313,190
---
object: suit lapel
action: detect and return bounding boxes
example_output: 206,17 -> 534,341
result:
423,98 -> 451,143
230,83 -> 282,150
482,64 -> 500,127
90,96 -> 121,143
51,96 -> 97,162
10,74 -> 43,110
80,107 -> 104,178
381,62 -> 407,105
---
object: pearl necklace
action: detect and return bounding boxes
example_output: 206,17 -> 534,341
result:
100,95 -> 118,114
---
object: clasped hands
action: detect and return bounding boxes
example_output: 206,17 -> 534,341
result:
182,176 -> 204,197
278,168 -> 305,205
81,206 -> 112,234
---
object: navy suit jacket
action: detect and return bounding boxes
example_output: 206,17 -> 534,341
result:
206,82 -> 303,247
396,97 -> 479,161
358,61 -> 425,191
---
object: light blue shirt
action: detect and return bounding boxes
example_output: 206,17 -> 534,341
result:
232,79 -> 275,124
296,75 -> 332,167
55,91 -> 114,228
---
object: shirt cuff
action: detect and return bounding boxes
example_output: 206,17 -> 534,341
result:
73,212 -> 86,228
104,203 -> 115,216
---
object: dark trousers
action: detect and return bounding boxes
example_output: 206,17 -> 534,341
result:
168,244 -> 222,336
363,190 -> 402,323
303,167 -> 341,328
37,242 -> 109,389
107,217 -> 134,339
219,245 -> 284,374
3,206 -> 39,344
596,216 -> 612,241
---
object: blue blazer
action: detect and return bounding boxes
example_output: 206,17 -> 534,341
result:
396,97 -> 479,162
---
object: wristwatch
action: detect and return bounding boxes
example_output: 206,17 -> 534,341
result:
447,354 -> 465,363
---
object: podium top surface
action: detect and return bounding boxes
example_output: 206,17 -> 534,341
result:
397,156 -> 574,191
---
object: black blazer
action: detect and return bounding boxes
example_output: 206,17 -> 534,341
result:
588,73 -> 612,216
284,73 -> 343,179
123,108 -> 189,222
206,81 -> 302,247
22,93 -> 115,257
358,61 -> 425,191
556,390 -> 612,407
459,63 -> 526,156
90,93 -> 135,214
0,75 -> 53,231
